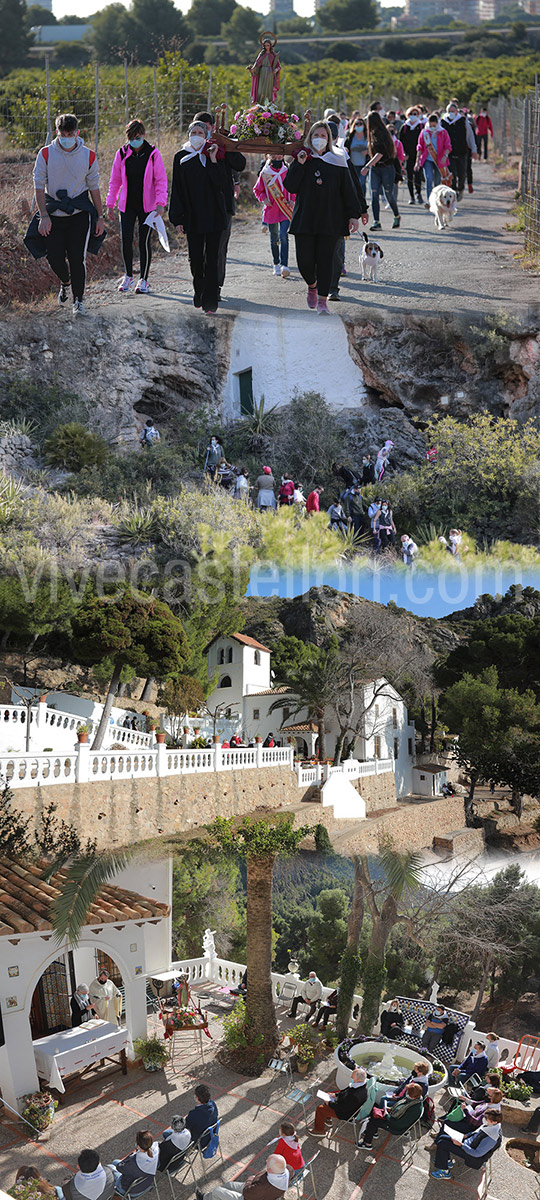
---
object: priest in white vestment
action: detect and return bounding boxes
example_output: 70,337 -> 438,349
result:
89,969 -> 123,1024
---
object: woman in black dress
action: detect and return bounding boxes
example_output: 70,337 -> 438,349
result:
169,121 -> 246,315
284,121 -> 366,315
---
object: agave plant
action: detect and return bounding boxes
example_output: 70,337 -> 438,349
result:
0,417 -> 38,439
114,505 -> 158,545
235,396 -> 280,455
0,476 -> 25,526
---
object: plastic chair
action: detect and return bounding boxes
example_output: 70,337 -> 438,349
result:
161,1144 -> 199,1199
197,1120 -> 225,1175
290,1151 -> 319,1200
451,1135 -> 501,1200
394,1117 -> 423,1170
501,1034 -> 540,1077
326,1094 -> 373,1148
284,1083 -> 313,1128
113,1174 -> 160,1200
268,1051 -> 294,1089
277,981 -> 298,1010
351,1077 -> 378,1145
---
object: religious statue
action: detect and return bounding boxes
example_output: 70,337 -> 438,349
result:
88,967 -> 123,1025
247,32 -> 281,107
203,928 -> 217,959
429,980 -> 440,1005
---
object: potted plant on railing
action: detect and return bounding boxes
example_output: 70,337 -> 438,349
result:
133,1035 -> 169,1072
21,1090 -> 57,1135
155,729 -> 166,744
191,735 -> 208,749
289,1022 -> 319,1074
76,723 -> 91,744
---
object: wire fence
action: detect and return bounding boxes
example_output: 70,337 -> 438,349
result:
520,83 -> 540,258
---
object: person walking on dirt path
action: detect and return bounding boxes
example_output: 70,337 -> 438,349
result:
400,107 -> 425,206
253,153 -> 295,278
32,112 -> 105,317
192,110 -> 245,300
106,118 -> 168,295
415,114 -> 452,204
362,112 -> 401,231
441,100 -> 477,201
475,107 -> 493,160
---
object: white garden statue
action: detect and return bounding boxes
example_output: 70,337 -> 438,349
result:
203,929 -> 217,960
429,980 -> 440,1004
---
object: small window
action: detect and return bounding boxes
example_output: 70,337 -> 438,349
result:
253,708 -> 260,720
420,774 -> 425,781
218,648 -> 224,664
227,647 -> 233,663
283,707 -> 290,721
374,736 -> 381,759
408,738 -> 413,756
225,708 -> 231,719
254,650 -> 260,666
394,737 -> 399,759
219,675 -> 232,689
392,707 -> 397,729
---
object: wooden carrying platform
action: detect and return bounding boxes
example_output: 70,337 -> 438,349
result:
213,106 -> 312,156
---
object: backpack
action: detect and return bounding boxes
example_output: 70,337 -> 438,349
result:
142,426 -> 159,444
421,1095 -> 436,1128
41,145 -> 96,168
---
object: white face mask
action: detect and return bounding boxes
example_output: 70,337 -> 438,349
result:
312,136 -> 328,153
190,134 -> 205,150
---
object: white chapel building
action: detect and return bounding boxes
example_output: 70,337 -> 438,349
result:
205,633 -> 416,798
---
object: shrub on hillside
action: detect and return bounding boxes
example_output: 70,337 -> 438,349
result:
45,423 -> 108,472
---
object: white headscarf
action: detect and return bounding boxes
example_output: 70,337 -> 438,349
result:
477,1120 -> 501,1142
267,1169 -> 289,1190
135,1144 -> 159,1176
180,126 -> 208,167
444,108 -> 461,124
405,115 -> 421,129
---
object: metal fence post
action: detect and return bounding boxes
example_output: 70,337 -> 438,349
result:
124,58 -> 129,124
45,52 -> 52,145
94,61 -> 99,154
153,65 -> 160,147
224,82 -> 228,127
207,67 -> 213,112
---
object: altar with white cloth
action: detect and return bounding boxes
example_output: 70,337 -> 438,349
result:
33,1018 -> 132,1093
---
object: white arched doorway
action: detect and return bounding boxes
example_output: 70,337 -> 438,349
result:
29,947 -> 125,1040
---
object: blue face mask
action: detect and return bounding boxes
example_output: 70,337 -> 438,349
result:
129,137 -> 144,149
58,136 -> 77,150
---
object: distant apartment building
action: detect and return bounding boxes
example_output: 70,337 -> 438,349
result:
31,24 -> 92,43
406,0 -> 529,18
269,0 -> 296,12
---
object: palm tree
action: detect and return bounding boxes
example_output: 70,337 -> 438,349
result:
48,850 -> 131,947
207,814 -> 308,1059
336,854 -> 364,1040
271,638 -> 341,760
356,845 -> 424,1034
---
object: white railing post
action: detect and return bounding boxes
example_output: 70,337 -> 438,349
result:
256,739 -> 264,767
156,741 -> 168,777
214,741 -> 223,771
75,740 -> 90,783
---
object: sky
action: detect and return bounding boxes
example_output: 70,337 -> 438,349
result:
246,564 -> 540,618
51,0 -> 395,23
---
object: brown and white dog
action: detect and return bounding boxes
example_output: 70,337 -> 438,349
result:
360,231 -> 384,282
429,183 -> 458,230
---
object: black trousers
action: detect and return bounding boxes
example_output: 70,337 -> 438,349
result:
289,995 -> 317,1019
45,210 -> 91,300
120,209 -> 153,279
476,133 -> 488,159
294,233 -> 339,298
329,237 -> 345,296
217,213 -> 233,289
406,157 -> 424,199
186,230 -> 221,311
450,153 -> 468,196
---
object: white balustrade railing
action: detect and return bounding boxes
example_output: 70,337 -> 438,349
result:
296,757 -> 395,788
0,740 -> 296,789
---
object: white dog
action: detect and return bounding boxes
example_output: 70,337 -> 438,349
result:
429,183 -> 458,230
360,232 -> 384,282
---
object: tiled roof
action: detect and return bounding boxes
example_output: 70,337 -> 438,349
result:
0,858 -> 170,937
281,721 -> 318,733
413,763 -> 445,774
204,632 -> 271,654
247,686 -> 292,697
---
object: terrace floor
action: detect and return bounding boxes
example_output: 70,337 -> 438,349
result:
1,981 -> 538,1200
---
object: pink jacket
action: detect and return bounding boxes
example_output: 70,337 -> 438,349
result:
393,136 -> 405,164
415,127 -> 452,171
106,143 -> 168,213
253,164 -> 295,224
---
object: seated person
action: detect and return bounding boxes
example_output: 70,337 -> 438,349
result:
431,1111 -> 501,1180
158,1115 -> 192,1172
185,1083 -> 218,1150
359,1082 -> 424,1149
421,1005 -> 449,1053
287,971 -> 323,1021
313,988 -> 338,1028
13,1167 -> 57,1200
310,1067 -> 368,1134
62,1151 -> 115,1200
451,1041 -> 489,1084
267,1121 -> 305,1171
110,1132 -> 159,1196
196,1153 -> 289,1200
231,970 -> 247,998
380,1000 -> 405,1039
436,1088 -> 502,1138
384,1061 -> 431,1105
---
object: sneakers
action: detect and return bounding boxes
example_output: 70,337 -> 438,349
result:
392,216 -> 401,228
424,202 -> 430,209
430,1169 -> 452,1179
317,297 -> 330,315
468,183 -> 474,193
281,266 -> 290,278
359,1140 -> 373,1149
118,274 -> 134,293
58,283 -> 69,304
272,264 -> 281,276
204,308 -> 217,315
135,278 -> 150,293
370,222 -> 382,231
307,1128 -> 325,1137
408,198 -> 416,205
341,266 -> 347,276
416,195 -> 424,204
72,299 -> 87,316
196,1190 -> 205,1200
307,285 -> 317,309
328,292 -> 340,301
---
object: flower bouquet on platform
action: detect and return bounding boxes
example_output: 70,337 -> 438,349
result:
213,103 -> 312,156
